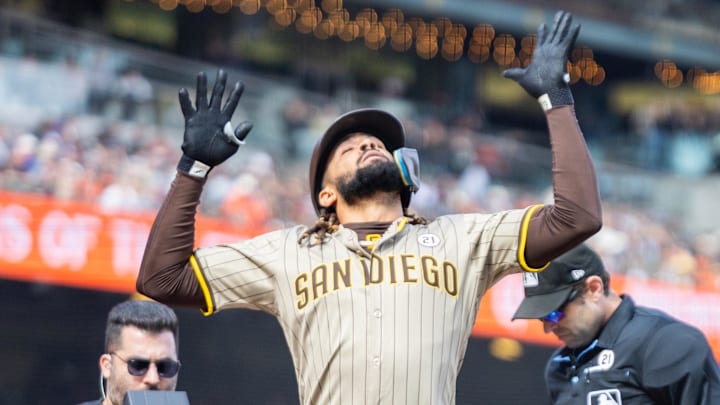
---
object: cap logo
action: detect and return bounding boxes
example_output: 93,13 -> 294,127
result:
570,269 -> 586,281
522,272 -> 539,288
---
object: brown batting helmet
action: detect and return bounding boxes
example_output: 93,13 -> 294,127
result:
308,108 -> 410,214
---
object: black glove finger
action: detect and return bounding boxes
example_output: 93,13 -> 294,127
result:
195,71 -> 208,111
556,12 -> 572,45
536,23 -> 548,47
561,23 -> 581,55
548,11 -> 566,43
501,67 -> 525,80
222,81 -> 245,119
178,88 -> 195,119
209,69 -> 227,111
234,121 -> 253,143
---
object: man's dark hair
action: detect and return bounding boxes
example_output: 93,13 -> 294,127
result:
104,300 -> 179,353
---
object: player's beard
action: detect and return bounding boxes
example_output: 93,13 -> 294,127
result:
335,159 -> 403,205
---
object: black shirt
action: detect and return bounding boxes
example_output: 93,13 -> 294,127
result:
545,295 -> 720,404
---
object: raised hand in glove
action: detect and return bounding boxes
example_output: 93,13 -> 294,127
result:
502,11 -> 580,111
177,69 -> 253,178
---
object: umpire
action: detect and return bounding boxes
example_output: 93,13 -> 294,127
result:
513,244 -> 720,404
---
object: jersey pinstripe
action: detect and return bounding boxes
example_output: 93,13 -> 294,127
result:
193,207 -> 536,405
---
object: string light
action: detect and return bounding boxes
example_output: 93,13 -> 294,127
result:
274,7 -> 296,26
364,22 -> 386,50
390,23 -> 412,52
492,34 -> 515,67
265,0 -> 287,16
238,0 -> 261,15
212,1 -> 233,14
158,0 -> 178,11
157,1 -> 720,91
415,21 -> 438,60
338,21 -> 360,41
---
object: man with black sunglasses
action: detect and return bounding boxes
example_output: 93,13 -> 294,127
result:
76,299 -> 182,405
512,244 -> 720,404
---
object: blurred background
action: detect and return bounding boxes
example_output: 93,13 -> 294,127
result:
0,0 -> 719,403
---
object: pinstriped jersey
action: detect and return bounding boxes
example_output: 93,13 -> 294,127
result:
192,207 -> 534,405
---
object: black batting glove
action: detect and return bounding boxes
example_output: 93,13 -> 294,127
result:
502,11 -> 580,111
177,69 -> 253,178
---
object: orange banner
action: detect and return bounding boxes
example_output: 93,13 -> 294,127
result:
0,190 -> 261,293
473,272 -> 720,361
2,189 -> 719,360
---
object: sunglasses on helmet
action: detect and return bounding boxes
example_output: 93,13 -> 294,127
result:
110,352 -> 181,378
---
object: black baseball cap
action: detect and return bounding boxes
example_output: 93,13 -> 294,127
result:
512,244 -> 607,320
308,108 -> 408,214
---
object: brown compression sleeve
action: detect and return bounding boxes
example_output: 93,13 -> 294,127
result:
136,172 -> 205,307
524,105 -> 602,268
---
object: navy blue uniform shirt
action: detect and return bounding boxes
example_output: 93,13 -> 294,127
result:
545,295 -> 720,404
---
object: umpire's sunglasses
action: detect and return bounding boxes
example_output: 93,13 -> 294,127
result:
540,288 -> 582,324
110,352 -> 181,378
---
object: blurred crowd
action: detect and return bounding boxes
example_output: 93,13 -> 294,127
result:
0,34 -> 719,292
512,0 -> 720,38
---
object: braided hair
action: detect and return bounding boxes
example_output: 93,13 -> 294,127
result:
298,206 -> 428,244
298,207 -> 339,244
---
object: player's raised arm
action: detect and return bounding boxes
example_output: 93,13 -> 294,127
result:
136,69 -> 253,307
502,11 -> 602,269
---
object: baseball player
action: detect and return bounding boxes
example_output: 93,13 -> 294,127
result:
137,11 -> 601,404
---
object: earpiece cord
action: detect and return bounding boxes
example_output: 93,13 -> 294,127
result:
99,370 -> 106,399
